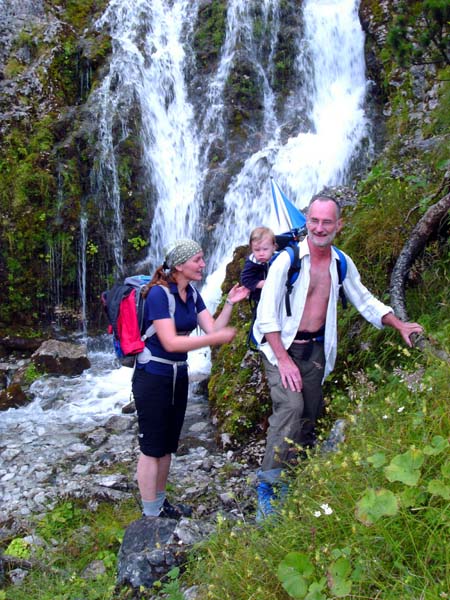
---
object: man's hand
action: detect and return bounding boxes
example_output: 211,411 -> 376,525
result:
396,321 -> 424,347
382,312 -> 424,347
278,353 -> 303,392
264,332 -> 303,392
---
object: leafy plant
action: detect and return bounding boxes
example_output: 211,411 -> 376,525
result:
128,236 -> 148,251
153,567 -> 184,600
23,363 -> 44,385
4,538 -> 31,559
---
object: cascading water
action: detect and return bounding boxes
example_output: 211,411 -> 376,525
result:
93,0 -> 202,273
78,214 -> 88,335
198,0 -> 280,160
204,0 -> 369,302
0,0 -> 371,494
90,0 -> 368,292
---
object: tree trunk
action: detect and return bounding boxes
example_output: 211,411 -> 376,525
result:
390,192 -> 450,356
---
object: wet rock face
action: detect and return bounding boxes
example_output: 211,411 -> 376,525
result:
0,0 -> 45,97
0,0 -> 44,59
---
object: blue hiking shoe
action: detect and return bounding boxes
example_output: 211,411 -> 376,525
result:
256,482 -> 276,522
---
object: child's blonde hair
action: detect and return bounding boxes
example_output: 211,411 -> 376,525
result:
249,226 -> 276,247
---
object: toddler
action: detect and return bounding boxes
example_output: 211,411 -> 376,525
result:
240,226 -> 277,304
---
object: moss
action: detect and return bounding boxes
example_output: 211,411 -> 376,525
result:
62,0 -> 109,30
3,57 -> 26,78
207,246 -> 271,444
193,0 -> 227,68
0,112 -> 85,325
208,323 -> 271,444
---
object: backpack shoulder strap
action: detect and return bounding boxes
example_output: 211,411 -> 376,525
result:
332,246 -> 347,282
188,284 -> 198,304
142,285 -> 175,341
142,284 -> 198,341
284,243 -> 301,317
332,246 -> 348,309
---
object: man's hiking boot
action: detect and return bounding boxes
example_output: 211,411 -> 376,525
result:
159,498 -> 193,520
256,482 -> 276,522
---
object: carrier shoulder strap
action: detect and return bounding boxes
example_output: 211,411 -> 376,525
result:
142,284 -> 198,341
284,243 -> 301,317
332,246 -> 348,309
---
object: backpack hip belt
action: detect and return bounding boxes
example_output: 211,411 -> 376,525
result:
137,347 -> 187,404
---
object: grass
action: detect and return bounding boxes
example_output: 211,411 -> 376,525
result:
184,351 -> 449,600
2,500 -> 140,600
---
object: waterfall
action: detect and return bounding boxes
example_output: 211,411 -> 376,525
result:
78,214 -> 88,336
198,0 -> 280,160
204,0 -> 369,303
93,0 -> 369,299
273,0 -> 369,197
94,0 -> 202,273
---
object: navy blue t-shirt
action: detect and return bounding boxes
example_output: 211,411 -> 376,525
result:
137,282 -> 206,376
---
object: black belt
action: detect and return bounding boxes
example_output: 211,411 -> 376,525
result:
260,326 -> 325,347
294,325 -> 325,342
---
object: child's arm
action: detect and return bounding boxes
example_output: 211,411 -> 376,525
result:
241,260 -> 261,292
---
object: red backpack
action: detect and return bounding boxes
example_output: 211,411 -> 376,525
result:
101,276 -> 197,367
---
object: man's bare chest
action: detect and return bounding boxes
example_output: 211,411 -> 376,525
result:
306,268 -> 331,299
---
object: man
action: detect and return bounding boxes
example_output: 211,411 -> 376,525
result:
252,195 -> 423,520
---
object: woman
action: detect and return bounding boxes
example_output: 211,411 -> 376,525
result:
132,238 -> 249,518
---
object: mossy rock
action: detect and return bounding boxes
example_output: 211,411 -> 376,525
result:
209,246 -> 271,445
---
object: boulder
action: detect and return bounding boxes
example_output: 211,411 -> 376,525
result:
31,340 -> 90,375
117,517 -> 182,588
0,336 -> 45,354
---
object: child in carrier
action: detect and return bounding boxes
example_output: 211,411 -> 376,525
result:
240,226 -> 277,305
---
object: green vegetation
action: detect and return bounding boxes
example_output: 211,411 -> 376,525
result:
0,0 -> 112,329
3,500 -> 139,600
62,0 -> 109,30
186,354 -> 449,599
386,0 -> 449,67
22,363 -> 44,385
193,0 -> 227,68
0,117 -> 82,324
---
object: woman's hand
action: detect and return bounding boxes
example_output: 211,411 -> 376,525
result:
227,283 -> 250,305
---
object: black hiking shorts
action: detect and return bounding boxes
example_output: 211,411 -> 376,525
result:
132,368 -> 188,457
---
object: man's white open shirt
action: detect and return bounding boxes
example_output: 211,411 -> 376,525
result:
253,238 -> 392,381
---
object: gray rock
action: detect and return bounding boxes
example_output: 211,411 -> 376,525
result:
117,517 -> 181,588
32,340 -> 90,376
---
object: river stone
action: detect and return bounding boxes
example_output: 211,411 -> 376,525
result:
31,340 -> 91,375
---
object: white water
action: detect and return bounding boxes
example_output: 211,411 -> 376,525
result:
1,0 -> 370,428
203,0 -> 369,306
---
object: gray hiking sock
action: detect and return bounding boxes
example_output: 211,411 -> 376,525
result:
156,491 -> 166,504
142,498 -> 163,517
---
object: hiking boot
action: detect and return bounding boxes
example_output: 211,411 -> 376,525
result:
159,498 -> 192,520
256,482 -> 276,522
